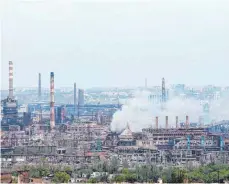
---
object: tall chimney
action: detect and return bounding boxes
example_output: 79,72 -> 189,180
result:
199,116 -> 204,127
74,83 -> 77,113
50,72 -> 55,129
145,78 -> 147,89
176,116 -> 179,129
38,73 -> 41,101
9,61 -> 14,98
186,115 -> 189,129
165,116 -> 168,129
155,116 -> 158,129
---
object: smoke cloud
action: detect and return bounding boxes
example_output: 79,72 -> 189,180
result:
110,90 -> 229,132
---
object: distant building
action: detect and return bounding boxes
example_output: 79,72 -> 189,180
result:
78,89 -> 85,106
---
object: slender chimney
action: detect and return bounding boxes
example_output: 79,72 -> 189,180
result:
199,116 -> 203,127
145,78 -> 147,89
38,73 -> 41,101
74,83 -> 77,113
186,115 -> 189,129
9,61 -> 14,98
165,116 -> 168,129
176,116 -> 179,129
50,72 -> 55,129
155,116 -> 158,129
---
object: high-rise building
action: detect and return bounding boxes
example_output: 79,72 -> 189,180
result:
78,89 -> 85,106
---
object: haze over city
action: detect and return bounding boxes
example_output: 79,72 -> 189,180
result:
2,0 -> 229,89
1,1 -> 229,183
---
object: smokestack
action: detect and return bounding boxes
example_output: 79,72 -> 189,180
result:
176,116 -> 179,129
161,78 -> 166,110
145,78 -> 147,89
50,72 -> 55,129
165,116 -> 168,129
186,115 -> 189,129
155,116 -> 158,129
74,83 -> 77,113
38,73 -> 41,101
78,89 -> 85,106
199,116 -> 204,127
9,61 -> 14,98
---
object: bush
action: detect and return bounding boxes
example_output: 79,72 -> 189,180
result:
52,172 -> 70,183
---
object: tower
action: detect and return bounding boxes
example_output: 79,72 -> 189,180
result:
1,61 -> 18,126
155,116 -> 159,129
176,116 -> 179,129
165,116 -> 168,129
9,61 -> 14,98
78,89 -> 85,106
74,83 -> 77,113
50,72 -> 55,129
161,78 -> 166,110
38,73 -> 41,101
145,78 -> 148,89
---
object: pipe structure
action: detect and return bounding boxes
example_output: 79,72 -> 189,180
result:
145,78 -> 147,89
176,116 -> 178,129
50,72 -> 55,129
165,116 -> 168,129
155,116 -> 159,129
38,73 -> 41,101
74,83 -> 77,113
9,61 -> 14,98
199,116 -> 204,128
61,106 -> 65,124
186,115 -> 189,129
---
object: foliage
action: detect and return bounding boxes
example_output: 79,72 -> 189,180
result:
29,166 -> 50,178
113,175 -> 125,183
188,163 -> 229,183
52,171 -> 70,183
22,160 -> 229,183
88,178 -> 97,183
63,166 -> 73,176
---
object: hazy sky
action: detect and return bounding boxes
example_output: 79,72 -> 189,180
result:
1,0 -> 229,89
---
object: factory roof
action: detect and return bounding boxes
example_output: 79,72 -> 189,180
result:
119,123 -> 133,140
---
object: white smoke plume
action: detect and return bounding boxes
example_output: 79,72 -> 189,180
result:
110,90 -> 229,132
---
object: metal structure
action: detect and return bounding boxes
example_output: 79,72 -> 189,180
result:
161,78 -> 166,110
165,116 -> 168,129
78,89 -> 85,107
145,78 -> 148,89
9,61 -> 14,98
38,73 -> 41,101
50,72 -> 55,129
1,61 -> 18,127
155,116 -> 159,129
74,83 -> 77,113
176,116 -> 179,129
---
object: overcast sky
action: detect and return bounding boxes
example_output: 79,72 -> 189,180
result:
1,0 -> 229,89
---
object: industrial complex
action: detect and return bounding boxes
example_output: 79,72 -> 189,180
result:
1,61 -> 229,183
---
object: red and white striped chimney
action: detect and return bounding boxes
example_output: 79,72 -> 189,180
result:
9,61 -> 14,98
50,72 -> 55,129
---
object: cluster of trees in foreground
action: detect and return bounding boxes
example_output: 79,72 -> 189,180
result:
13,161 -> 229,183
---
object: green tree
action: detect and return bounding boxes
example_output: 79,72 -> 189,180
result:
113,175 -> 125,183
108,157 -> 120,174
52,171 -> 70,183
64,166 -> 73,176
88,178 -> 97,183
